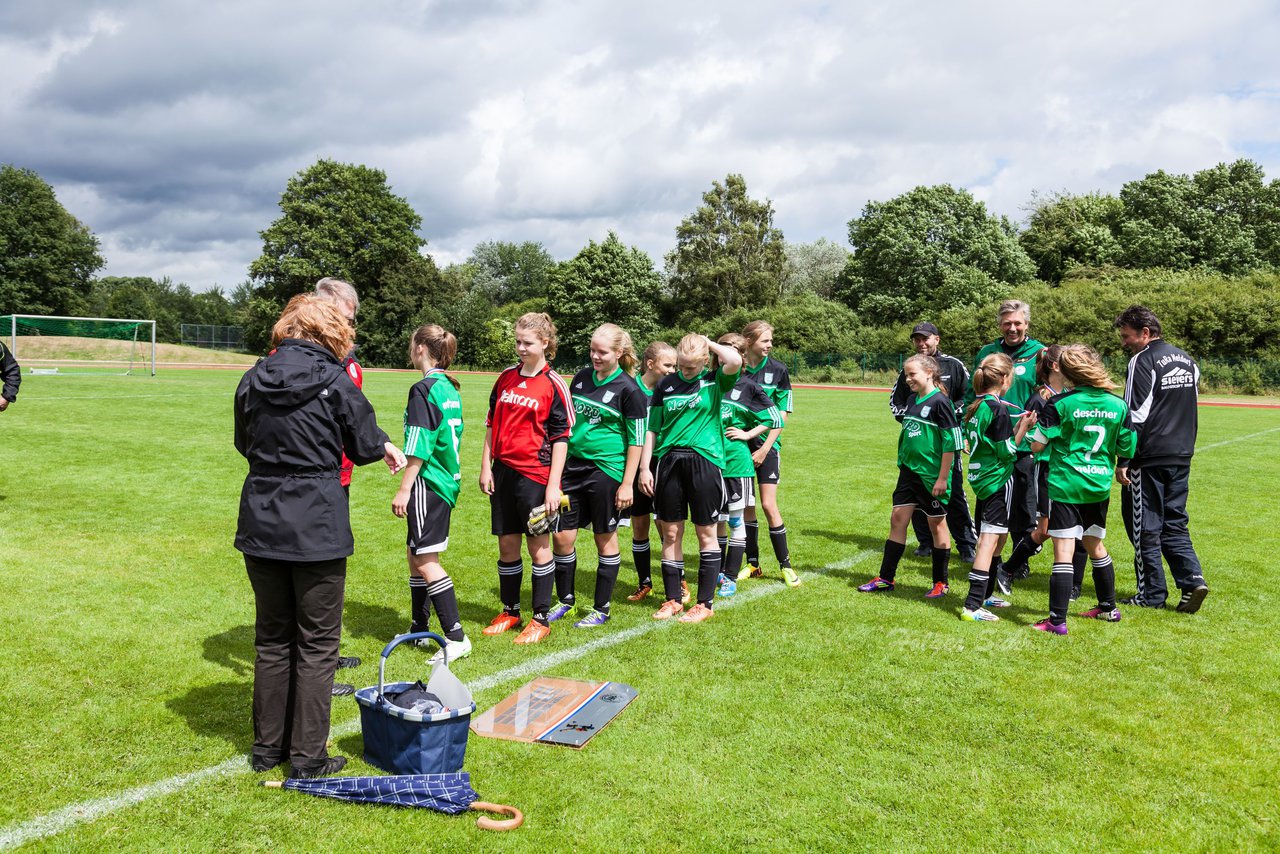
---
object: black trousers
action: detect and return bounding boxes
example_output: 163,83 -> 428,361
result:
244,554 -> 346,771
912,455 -> 977,553
1121,464 -> 1205,605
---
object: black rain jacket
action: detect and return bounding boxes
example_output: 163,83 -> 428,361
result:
234,338 -> 389,561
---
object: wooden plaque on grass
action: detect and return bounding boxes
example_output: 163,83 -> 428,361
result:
470,677 -> 638,748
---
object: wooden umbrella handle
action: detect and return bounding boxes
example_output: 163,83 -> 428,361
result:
470,801 -> 523,831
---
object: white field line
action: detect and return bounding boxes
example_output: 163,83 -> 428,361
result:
0,550 -> 876,849
1196,425 -> 1280,452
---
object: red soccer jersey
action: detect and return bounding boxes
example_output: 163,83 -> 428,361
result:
487,363 -> 573,484
340,355 -> 363,487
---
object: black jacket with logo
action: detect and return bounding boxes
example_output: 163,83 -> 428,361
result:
234,339 -> 390,561
889,350 -> 969,422
1,341 -> 20,403
1123,338 -> 1198,467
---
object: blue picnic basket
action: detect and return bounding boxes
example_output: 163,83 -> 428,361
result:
354,632 -> 475,775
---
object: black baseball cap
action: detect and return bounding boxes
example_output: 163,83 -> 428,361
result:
911,322 -> 940,337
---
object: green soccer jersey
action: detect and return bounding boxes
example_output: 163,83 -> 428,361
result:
1030,386 -> 1138,504
964,395 -> 1018,500
744,355 -> 793,449
720,374 -> 784,478
898,388 -> 963,501
403,370 -> 464,507
649,365 -> 741,469
566,366 -> 648,483
965,338 -> 1045,408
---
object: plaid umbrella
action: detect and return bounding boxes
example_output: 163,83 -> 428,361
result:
263,772 -> 522,830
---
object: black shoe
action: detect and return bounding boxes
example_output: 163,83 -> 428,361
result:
250,756 -> 282,773
913,545 -> 931,558
1010,563 -> 1031,581
996,566 -> 1013,596
289,755 -> 348,779
959,548 -> 977,564
337,655 -> 361,670
1175,584 -> 1209,614
1119,595 -> 1165,609
331,682 -> 355,697
1069,585 -> 1081,601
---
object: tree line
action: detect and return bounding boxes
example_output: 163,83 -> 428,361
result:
3,158 -> 1280,379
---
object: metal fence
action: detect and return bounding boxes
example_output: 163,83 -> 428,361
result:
181,324 -> 244,350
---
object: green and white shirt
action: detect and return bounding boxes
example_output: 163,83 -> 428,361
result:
649,365 -> 741,469
898,388 -> 963,502
403,370 -> 464,507
1030,387 -> 1138,504
965,395 -> 1018,500
720,374 -> 784,478
566,366 -> 648,483
744,356 -> 793,449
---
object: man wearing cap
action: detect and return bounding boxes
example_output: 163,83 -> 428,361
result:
889,322 -> 977,562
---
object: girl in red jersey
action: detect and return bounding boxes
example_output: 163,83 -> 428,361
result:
478,312 -> 575,645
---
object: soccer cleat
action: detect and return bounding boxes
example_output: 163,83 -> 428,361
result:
960,607 -> 1000,622
680,580 -> 692,604
573,609 -> 611,628
482,612 -> 522,635
1031,619 -> 1068,635
1080,606 -> 1122,622
983,596 -> 1011,609
1176,584 -> 1210,614
925,582 -> 949,599
512,621 -> 551,644
1120,595 -> 1165,609
716,574 -> 737,597
1069,585 -> 1081,601
995,566 -> 1013,596
781,567 -> 802,588
857,577 -> 894,593
678,603 -> 714,623
653,600 -> 684,620
337,655 -> 361,670
912,544 -> 931,558
1009,562 -> 1031,581
626,584 -> 653,602
737,563 -> 764,580
427,636 -> 472,665
331,683 -> 355,697
547,601 -> 577,623
959,547 -> 977,564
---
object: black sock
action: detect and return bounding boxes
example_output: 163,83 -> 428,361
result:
769,525 -> 791,569
553,549 -> 577,605
1092,554 -> 1115,609
594,553 -> 621,613
632,538 -> 652,587
409,575 -> 430,632
497,560 -> 523,615
697,549 -> 720,606
965,566 -> 988,611
984,556 -> 1003,600
660,560 -> 684,602
1006,536 -> 1038,574
725,525 -> 747,579
745,520 -> 760,566
879,540 -> 906,582
932,547 -> 950,585
1072,542 -> 1088,588
531,559 -> 555,625
717,535 -> 729,568
427,577 -> 464,641
1049,562 -> 1073,625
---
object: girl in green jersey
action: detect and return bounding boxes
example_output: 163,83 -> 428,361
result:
391,325 -> 470,663
626,342 -> 677,601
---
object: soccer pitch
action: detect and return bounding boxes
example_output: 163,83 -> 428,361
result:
1,369 -> 1277,851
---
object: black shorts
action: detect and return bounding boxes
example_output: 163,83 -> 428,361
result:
1035,460 -> 1050,519
974,480 -> 1012,536
1048,499 -> 1109,540
407,481 -> 453,554
631,457 -> 659,518
560,456 -> 621,533
490,459 -> 548,537
720,476 -> 755,517
891,466 -> 946,518
750,440 -> 781,485
654,449 -> 725,527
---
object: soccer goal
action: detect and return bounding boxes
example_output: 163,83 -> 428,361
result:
3,314 -> 157,376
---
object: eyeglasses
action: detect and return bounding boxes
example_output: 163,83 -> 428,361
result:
346,317 -> 357,329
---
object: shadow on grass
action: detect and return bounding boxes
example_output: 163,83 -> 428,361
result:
166,680 -> 253,752
203,624 -> 255,676
343,598 -> 411,642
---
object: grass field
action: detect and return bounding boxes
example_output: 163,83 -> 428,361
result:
1,368 -> 1277,852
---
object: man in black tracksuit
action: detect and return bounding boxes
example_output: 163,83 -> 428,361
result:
1114,305 -> 1210,613
889,321 -> 977,562
0,340 -> 20,412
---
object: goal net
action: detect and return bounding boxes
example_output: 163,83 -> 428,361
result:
3,314 -> 157,376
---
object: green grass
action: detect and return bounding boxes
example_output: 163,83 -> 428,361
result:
0,369 -> 1277,852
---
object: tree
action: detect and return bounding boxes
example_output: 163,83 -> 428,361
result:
665,174 -> 785,323
781,238 -> 851,299
837,184 -> 1035,324
466,241 -> 558,305
0,164 -> 105,316
1019,190 -> 1124,281
356,254 -> 452,367
546,232 -> 663,359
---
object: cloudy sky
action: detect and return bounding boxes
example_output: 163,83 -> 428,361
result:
3,0 -> 1278,291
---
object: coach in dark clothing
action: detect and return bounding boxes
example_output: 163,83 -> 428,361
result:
0,340 -> 20,411
234,294 -> 405,778
1115,305 -> 1210,613
890,321 -> 977,562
